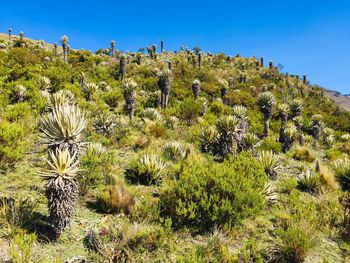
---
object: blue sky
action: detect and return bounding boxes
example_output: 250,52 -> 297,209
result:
1,0 -> 350,94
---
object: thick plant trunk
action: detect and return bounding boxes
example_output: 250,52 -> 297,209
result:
279,117 -> 287,143
263,115 -> 270,137
164,93 -> 169,109
62,45 -> 67,63
46,179 -> 79,236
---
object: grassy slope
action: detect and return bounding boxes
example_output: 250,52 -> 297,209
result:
0,36 -> 349,262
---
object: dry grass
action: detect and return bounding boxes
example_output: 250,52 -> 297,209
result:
316,160 -> 339,191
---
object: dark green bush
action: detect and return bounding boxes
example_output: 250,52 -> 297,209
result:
160,153 -> 268,230
259,136 -> 282,153
80,151 -> 115,194
0,121 -> 28,172
178,98 -> 202,125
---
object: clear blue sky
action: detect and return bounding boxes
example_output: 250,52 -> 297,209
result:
1,0 -> 350,94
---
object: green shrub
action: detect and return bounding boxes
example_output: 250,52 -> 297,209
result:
209,100 -> 225,116
178,98 -> 202,125
80,148 -> 115,194
325,148 -> 346,161
3,103 -> 32,122
160,153 -> 268,230
0,121 -> 28,172
259,136 -> 282,153
0,196 -> 39,232
266,191 -> 319,262
277,177 -> 298,194
292,146 -> 316,163
9,230 -> 37,263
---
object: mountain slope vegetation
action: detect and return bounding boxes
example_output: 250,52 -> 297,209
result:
0,32 -> 350,262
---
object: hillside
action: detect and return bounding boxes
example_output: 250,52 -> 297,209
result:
325,90 -> 350,111
0,34 -> 350,263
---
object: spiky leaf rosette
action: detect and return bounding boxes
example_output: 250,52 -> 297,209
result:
37,76 -> 51,90
310,114 -> 324,140
47,90 -> 75,110
163,141 -> 187,161
258,150 -> 281,178
61,35 -> 68,46
233,104 -> 248,127
93,113 -> 116,137
324,127 -> 334,136
13,84 -> 27,102
216,116 -> 240,158
131,154 -> 166,185
341,134 -> 350,142
292,116 -> 303,129
243,132 -> 260,151
331,159 -> 350,190
39,149 -> 80,235
40,105 -> 86,153
232,105 -> 246,119
277,103 -> 289,120
141,108 -> 163,122
166,116 -> 179,129
284,122 -> 297,139
289,98 -> 303,117
257,91 -> 276,116
99,81 -> 112,92
297,170 -> 319,193
199,126 -> 219,153
82,82 -> 98,100
261,182 -> 278,204
85,143 -> 106,158
216,115 -> 240,136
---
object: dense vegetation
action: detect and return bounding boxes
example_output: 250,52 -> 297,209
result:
0,31 -> 350,262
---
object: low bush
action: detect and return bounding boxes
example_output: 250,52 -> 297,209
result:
0,121 -> 29,172
80,148 -> 115,194
259,136 -> 282,153
178,98 -> 202,125
9,229 -> 37,263
0,196 -> 38,232
160,153 -> 268,230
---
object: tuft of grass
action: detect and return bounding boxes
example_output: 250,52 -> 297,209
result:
292,146 -> 316,163
95,182 -> 135,214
